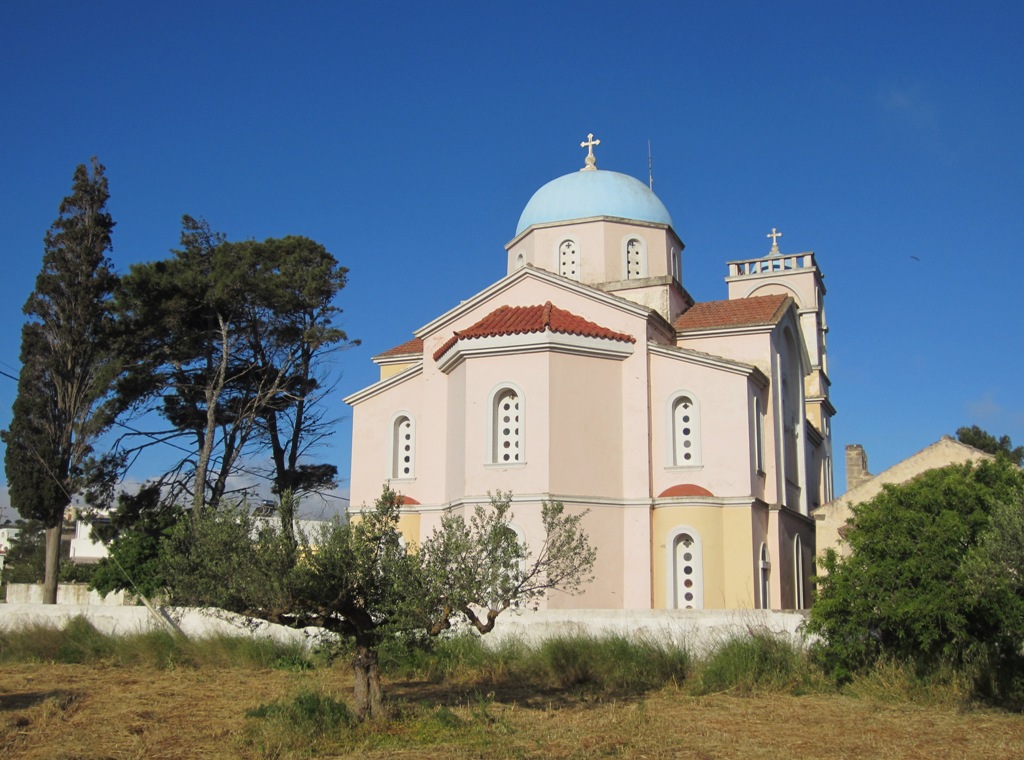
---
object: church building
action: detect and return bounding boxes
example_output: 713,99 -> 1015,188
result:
345,135 -> 834,610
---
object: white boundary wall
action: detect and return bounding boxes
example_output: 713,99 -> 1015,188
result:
0,604 -> 809,653
6,583 -> 131,606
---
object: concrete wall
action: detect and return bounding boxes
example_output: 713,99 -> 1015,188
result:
0,603 -> 324,647
0,603 -> 808,654
6,583 -> 131,606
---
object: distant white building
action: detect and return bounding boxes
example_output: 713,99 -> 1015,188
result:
68,518 -> 109,564
0,525 -> 20,573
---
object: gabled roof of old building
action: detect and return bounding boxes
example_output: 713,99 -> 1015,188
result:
433,301 -> 636,361
673,294 -> 790,331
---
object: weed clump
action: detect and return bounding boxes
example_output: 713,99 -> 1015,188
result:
688,633 -> 818,695
0,617 -> 313,670
536,634 -> 690,692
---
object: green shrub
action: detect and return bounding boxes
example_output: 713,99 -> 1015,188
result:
807,459 -> 1024,684
538,634 -> 690,692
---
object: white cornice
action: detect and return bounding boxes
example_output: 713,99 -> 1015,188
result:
373,353 -> 420,367
349,492 -> 757,515
675,322 -> 777,340
648,343 -> 769,387
343,362 -> 423,406
437,331 -> 634,373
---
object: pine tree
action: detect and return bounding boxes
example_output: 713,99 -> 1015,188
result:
2,158 -> 120,603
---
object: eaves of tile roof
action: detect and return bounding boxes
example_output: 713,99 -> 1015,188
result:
433,301 -> 636,361
673,294 -> 790,331
373,337 -> 424,361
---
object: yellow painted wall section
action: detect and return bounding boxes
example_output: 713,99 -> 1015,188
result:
722,507 -> 756,608
652,504 -> 757,610
398,512 -> 422,548
380,362 -> 416,381
652,505 -> 721,609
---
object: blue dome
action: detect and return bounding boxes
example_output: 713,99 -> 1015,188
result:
515,169 -> 673,236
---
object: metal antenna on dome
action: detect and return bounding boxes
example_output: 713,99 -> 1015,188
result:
648,140 -> 654,190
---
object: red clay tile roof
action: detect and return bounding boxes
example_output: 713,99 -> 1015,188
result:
658,484 -> 715,498
433,301 -> 636,361
375,337 -> 424,360
673,294 -> 790,331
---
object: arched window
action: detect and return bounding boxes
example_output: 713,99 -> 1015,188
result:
625,237 -> 647,279
514,251 -> 525,269
390,414 -> 415,479
667,527 -> 704,609
558,239 -> 579,280
759,543 -> 771,610
491,387 -> 523,464
669,393 -> 701,466
793,535 -> 805,610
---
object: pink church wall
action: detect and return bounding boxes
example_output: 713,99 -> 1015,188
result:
548,353 -> 625,496
647,352 -> 756,499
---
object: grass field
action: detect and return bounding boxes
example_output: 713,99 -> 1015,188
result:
2,623 -> 1024,759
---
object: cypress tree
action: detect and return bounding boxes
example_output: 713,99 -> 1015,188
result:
2,158 -> 120,603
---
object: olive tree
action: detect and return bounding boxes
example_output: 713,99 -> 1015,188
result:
161,487 -> 595,719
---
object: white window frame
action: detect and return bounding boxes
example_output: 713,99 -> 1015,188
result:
487,383 -> 525,466
666,526 -> 704,609
558,238 -> 580,281
388,411 -> 415,480
667,391 -> 702,467
624,236 -> 648,279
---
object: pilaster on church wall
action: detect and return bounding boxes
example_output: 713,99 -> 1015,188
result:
442,360 -> 467,503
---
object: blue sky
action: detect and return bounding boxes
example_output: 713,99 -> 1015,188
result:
2,2 -> 1022,518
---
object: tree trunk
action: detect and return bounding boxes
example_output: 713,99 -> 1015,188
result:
351,643 -> 384,720
43,523 -> 61,604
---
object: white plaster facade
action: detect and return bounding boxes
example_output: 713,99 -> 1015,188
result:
346,144 -> 834,611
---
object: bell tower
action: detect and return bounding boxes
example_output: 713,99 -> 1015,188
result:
725,228 -> 835,504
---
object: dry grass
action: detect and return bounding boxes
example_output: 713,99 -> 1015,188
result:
3,662 -> 1024,759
